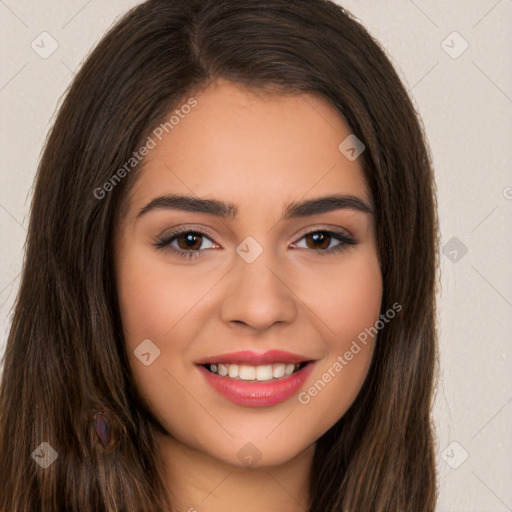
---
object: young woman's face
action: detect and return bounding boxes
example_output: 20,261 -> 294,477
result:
114,79 -> 382,468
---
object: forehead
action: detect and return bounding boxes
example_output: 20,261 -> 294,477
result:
126,80 -> 370,215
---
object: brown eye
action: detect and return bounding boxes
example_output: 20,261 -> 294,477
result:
293,229 -> 356,254
154,230 -> 215,259
175,232 -> 203,251
304,232 -> 332,250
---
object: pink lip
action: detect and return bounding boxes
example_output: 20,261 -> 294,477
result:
195,349 -> 312,366
197,361 -> 316,407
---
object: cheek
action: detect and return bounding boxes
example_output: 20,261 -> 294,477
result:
293,249 -> 382,430
294,247 -> 383,341
334,257 -> 383,340
115,247 -> 220,414
115,251 -> 200,423
117,269 -> 172,345
116,248 -> 212,346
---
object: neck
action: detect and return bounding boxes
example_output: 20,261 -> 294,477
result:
154,430 -> 314,512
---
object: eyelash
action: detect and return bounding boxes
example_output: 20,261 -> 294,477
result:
154,227 -> 356,260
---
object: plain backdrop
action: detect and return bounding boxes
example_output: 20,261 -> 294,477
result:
0,1 -> 511,510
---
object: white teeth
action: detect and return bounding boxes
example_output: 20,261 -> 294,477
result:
239,365 -> 256,380
228,364 -> 239,378
273,364 -> 285,378
256,365 -> 273,381
206,362 -> 303,380
284,364 -> 295,376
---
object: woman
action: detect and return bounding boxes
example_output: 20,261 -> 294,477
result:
0,0 -> 439,510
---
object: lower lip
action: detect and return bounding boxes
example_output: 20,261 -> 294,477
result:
197,363 -> 315,407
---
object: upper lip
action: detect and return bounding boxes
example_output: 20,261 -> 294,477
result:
195,350 -> 314,366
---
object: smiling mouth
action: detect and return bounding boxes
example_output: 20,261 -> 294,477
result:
200,361 -> 310,381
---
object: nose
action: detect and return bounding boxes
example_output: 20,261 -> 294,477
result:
219,248 -> 297,332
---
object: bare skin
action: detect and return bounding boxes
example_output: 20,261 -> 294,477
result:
114,79 -> 383,512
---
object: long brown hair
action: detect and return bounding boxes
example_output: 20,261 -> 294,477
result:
0,0 -> 439,510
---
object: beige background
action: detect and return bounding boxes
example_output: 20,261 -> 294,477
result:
1,1 -> 511,510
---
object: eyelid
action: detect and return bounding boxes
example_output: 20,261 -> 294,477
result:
293,223 -> 355,241
153,225 -> 358,259
155,224 -> 354,248
156,224 -> 218,242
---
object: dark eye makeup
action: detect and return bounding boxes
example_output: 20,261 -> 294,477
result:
153,226 -> 357,260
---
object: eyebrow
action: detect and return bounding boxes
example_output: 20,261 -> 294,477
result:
136,193 -> 373,220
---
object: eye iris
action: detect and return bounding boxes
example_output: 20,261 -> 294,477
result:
177,233 -> 202,250
306,232 -> 330,250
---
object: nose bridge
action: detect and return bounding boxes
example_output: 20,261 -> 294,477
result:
219,237 -> 297,329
